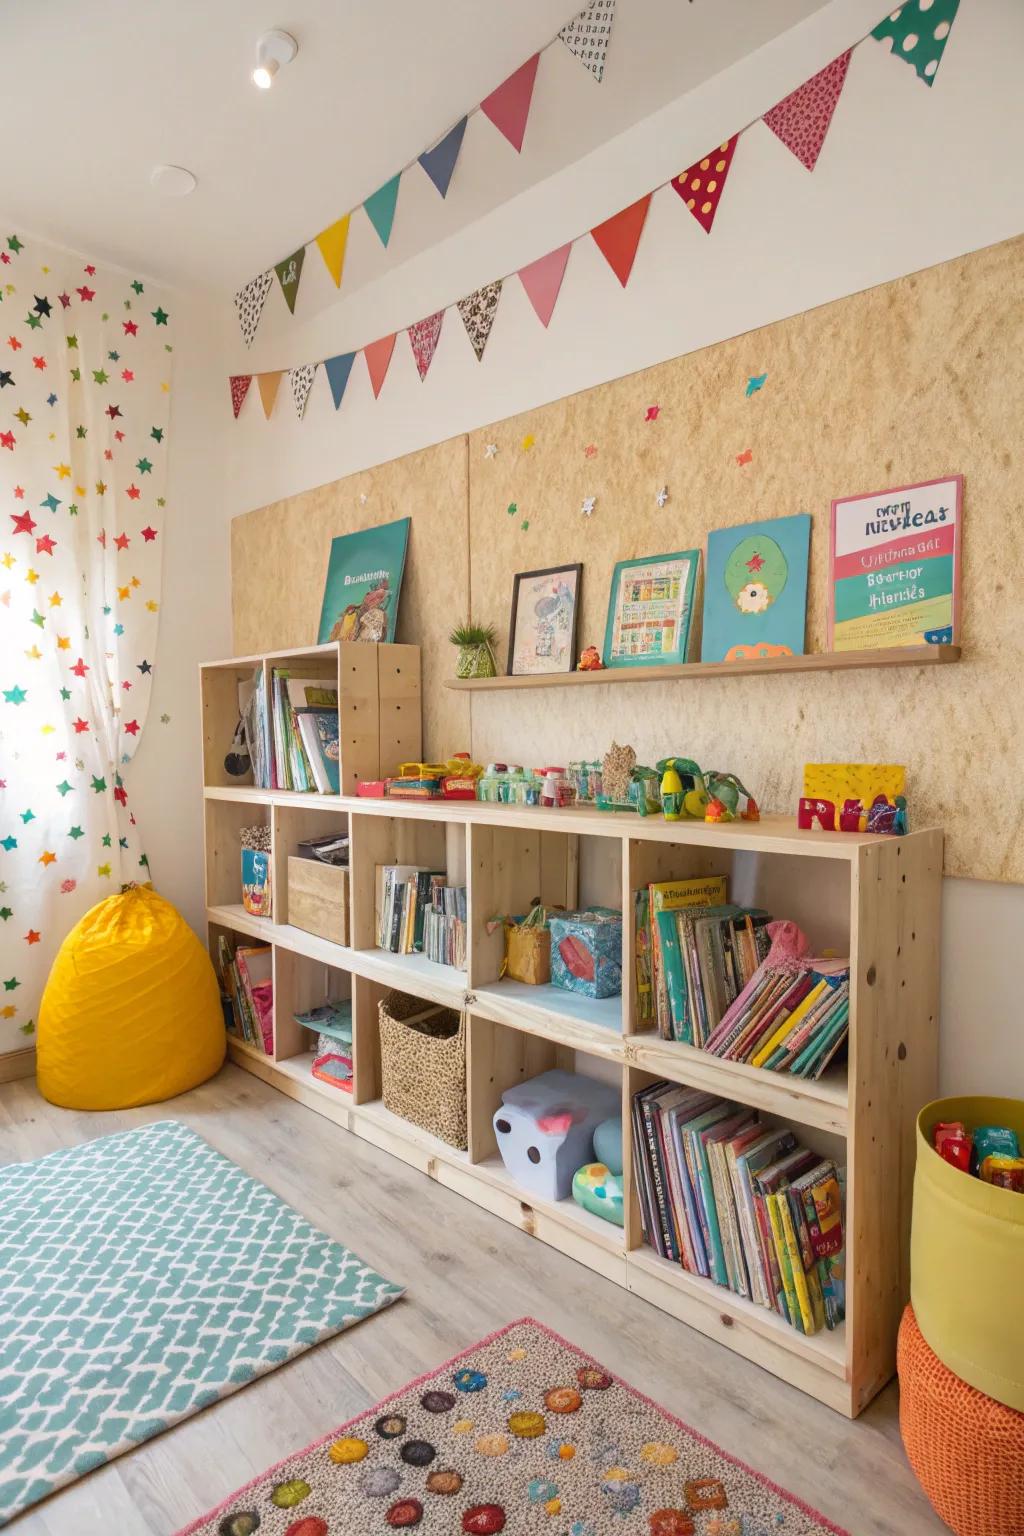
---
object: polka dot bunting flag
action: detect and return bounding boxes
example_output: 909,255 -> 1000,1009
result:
872,0 -> 961,86
671,137 -> 738,234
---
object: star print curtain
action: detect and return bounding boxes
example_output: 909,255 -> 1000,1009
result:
0,229 -> 172,1055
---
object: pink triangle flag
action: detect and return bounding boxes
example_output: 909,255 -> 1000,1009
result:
763,50 -> 851,172
518,243 -> 572,328
408,310 -> 445,381
229,375 -> 252,419
364,333 -> 397,399
480,53 -> 540,154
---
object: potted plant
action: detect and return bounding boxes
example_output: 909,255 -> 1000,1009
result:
450,620 -> 498,679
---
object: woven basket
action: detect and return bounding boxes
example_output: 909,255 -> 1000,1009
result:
378,990 -> 467,1149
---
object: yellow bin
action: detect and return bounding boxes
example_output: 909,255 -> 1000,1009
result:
911,1095 -> 1024,1411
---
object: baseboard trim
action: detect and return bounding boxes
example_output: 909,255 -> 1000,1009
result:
0,1047 -> 36,1084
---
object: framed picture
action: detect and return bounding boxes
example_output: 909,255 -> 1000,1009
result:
602,550 -> 701,669
508,564 -> 582,676
828,475 -> 962,651
701,513 -> 811,663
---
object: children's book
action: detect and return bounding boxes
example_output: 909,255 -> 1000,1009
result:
235,945 -> 273,1054
317,516 -> 410,645
295,707 -> 341,794
701,512 -> 812,663
241,847 -> 272,918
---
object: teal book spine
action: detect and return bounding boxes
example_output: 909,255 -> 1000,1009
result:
655,909 -> 690,1043
690,1130 -> 729,1286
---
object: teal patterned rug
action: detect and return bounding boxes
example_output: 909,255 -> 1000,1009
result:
0,1119 -> 403,1526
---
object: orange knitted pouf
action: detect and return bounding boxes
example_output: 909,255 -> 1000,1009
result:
898,1304 -> 1024,1536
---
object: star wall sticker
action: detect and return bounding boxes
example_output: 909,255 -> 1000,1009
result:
736,449 -> 753,466
106,404 -> 122,421
584,444 -> 597,459
92,367 -> 108,384
0,370 -> 12,387
40,493 -> 60,512
58,291 -> 70,309
31,355 -> 46,370
7,235 -> 23,252
24,312 -> 42,330
24,930 -> 41,945
656,486 -> 670,508
746,373 -> 767,396
2,976 -> 20,991
581,496 -> 596,517
97,863 -> 112,878
11,511 -> 35,534
3,686 -> 26,704
140,525 -> 157,542
56,779 -> 72,797
506,502 -> 517,517
33,295 -> 51,317
151,306 -> 169,325
0,431 -> 14,450
114,532 -> 129,550
150,425 -> 163,442
38,850 -> 56,867
75,424 -> 86,438
35,533 -> 55,556
76,285 -> 95,302
0,909 -> 11,921
483,443 -> 498,459
68,824 -> 84,840
131,280 -> 144,294
1,837 -> 17,852
14,407 -> 30,425
90,776 -> 106,793
521,433 -> 535,451
645,404 -> 661,421
160,713 -> 170,724
46,392 -> 56,406
20,809 -> 34,823
137,659 -> 151,674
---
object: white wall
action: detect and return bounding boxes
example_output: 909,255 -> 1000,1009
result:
207,0 -> 1024,1097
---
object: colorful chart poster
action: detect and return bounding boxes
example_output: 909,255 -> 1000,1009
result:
602,551 -> 700,668
317,517 -> 410,644
701,514 -> 811,662
828,476 -> 962,651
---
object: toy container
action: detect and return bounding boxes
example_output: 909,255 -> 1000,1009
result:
549,907 -> 623,998
568,761 -> 603,802
536,766 -> 575,808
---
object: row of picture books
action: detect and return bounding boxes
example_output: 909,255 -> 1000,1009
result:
375,865 -> 467,969
632,1081 -> 845,1336
634,876 -> 851,1081
214,935 -> 273,1054
239,668 -> 341,793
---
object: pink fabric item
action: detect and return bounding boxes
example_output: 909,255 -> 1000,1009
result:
480,53 -> 540,153
518,243 -> 572,327
407,310 -> 444,381
763,50 -> 852,171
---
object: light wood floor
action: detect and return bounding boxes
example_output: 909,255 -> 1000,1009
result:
0,1065 -> 947,1536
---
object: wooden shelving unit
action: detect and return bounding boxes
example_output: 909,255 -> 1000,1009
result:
444,642 -> 960,691
201,647 -> 943,1419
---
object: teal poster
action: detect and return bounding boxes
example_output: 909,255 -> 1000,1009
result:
701,513 -> 811,662
317,517 -> 410,644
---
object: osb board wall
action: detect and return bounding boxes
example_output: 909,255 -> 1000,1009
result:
231,436 -> 471,760
233,236 -> 1022,882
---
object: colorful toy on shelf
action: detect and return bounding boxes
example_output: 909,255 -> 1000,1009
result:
576,645 -> 605,671
477,763 -> 543,805
549,908 -> 623,999
441,753 -> 484,800
593,1115 -> 623,1175
572,1163 -> 624,1225
595,742 -> 661,815
656,757 -> 709,821
356,779 -> 389,798
567,760 -> 603,803
537,766 -> 575,808
798,762 -> 907,836
493,1068 -> 620,1201
704,772 -> 760,824
387,764 -> 445,800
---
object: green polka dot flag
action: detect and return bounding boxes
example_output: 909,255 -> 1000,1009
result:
872,0 -> 961,86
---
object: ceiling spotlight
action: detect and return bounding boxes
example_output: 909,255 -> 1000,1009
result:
252,29 -> 298,89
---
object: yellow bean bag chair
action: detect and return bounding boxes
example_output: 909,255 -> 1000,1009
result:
38,886 -> 226,1110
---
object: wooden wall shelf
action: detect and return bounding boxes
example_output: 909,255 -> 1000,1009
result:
444,643 -> 960,691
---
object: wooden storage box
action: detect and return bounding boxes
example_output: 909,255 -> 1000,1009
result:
287,856 -> 348,945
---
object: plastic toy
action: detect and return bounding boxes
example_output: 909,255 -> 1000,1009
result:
493,1068 -> 620,1201
478,764 -> 543,805
440,753 -> 484,799
593,1115 -> 623,1174
798,762 -> 907,835
567,760 -> 603,802
703,771 -> 760,823
572,1162 -> 624,1225
536,766 -> 575,808
576,645 -> 605,671
656,757 -> 709,821
595,742 -> 661,815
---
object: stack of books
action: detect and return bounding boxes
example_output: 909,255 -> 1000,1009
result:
421,884 -> 468,969
215,935 -> 273,1054
635,876 -> 772,1044
239,669 -> 340,793
632,1081 -> 845,1336
375,866 -> 466,967
704,959 -> 851,1079
239,668 -> 272,790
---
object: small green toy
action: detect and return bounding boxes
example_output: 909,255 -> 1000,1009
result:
572,1162 -> 624,1226
655,757 -> 709,820
704,771 -> 760,823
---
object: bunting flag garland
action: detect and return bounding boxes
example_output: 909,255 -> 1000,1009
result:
419,118 -> 468,199
408,311 -> 445,381
234,271 -> 273,348
289,362 -> 318,418
324,351 -> 356,409
315,215 -> 351,286
457,279 -> 503,361
364,175 -> 401,248
872,0 -> 961,86
257,371 -> 283,419
229,374 -> 253,419
559,0 -> 617,83
274,247 -> 305,314
480,54 -> 540,153
763,50 -> 851,170
671,136 -> 738,234
590,193 -> 651,286
518,243 -> 572,328
364,334 -> 397,398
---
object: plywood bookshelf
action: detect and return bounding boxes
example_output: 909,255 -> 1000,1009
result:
201,645 -> 942,1419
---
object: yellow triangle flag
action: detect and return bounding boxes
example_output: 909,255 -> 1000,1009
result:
315,215 -> 351,288
257,370 -> 282,419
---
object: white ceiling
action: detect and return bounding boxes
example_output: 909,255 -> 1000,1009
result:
2,0 -> 833,293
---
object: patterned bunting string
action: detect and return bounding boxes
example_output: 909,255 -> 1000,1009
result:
364,334 -> 397,399
408,312 -> 445,381
480,55 -> 540,153
518,244 -> 572,328
324,352 -> 356,410
289,363 -> 317,418
457,280 -> 503,361
671,137 -> 739,234
229,375 -> 253,419
872,0 -> 961,86
763,50 -> 851,171
234,271 -> 273,348
419,118 -> 468,199
559,0 -> 617,83
590,194 -> 651,286
315,216 -> 351,287
256,371 -> 282,419
274,248 -> 305,314
364,175 -> 401,249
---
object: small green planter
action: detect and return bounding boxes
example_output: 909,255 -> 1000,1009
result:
450,622 -> 498,680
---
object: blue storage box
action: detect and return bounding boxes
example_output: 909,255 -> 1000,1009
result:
549,908 -> 623,998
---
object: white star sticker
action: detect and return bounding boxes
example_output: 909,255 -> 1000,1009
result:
358,492 -> 368,505
484,443 -> 498,459
656,486 -> 669,507
581,496 -> 596,517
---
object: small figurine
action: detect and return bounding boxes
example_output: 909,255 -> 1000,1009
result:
656,757 -> 708,821
576,645 -> 604,671
704,772 -> 760,823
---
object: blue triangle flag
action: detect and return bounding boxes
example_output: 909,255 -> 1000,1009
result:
418,118 -> 467,199
324,352 -> 356,410
363,174 -> 401,248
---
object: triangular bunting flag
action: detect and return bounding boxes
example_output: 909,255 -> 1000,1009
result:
315,215 -> 351,286
457,279 -> 503,361
324,352 -> 356,410
256,371 -> 282,419
671,136 -> 738,233
480,54 -> 540,153
364,174 -> 401,248
289,363 -> 317,419
419,117 -> 467,198
364,334 -> 397,399
872,0 -> 960,86
518,244 -> 572,328
763,50 -> 851,171
234,271 -> 273,348
559,0 -> 617,84
274,247 -> 306,314
591,194 -> 651,286
229,375 -> 252,419
408,311 -> 445,381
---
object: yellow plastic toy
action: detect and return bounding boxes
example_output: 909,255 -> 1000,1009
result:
38,885 -> 226,1110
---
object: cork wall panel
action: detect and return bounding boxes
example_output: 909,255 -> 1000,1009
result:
231,436 -> 470,760
466,237 -> 1022,882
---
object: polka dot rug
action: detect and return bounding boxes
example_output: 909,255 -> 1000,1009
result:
179,1318 -> 849,1536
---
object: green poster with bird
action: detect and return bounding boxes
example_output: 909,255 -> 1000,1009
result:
701,512 -> 811,662
318,516 -> 410,645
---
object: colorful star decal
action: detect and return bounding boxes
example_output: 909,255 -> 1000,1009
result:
151,306 -> 169,325
1,837 -> 17,852
136,456 -> 152,474
56,780 -> 72,797
3,686 -> 26,704
90,776 -> 106,793
24,930 -> 40,944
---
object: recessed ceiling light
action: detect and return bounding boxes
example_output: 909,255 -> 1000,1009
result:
253,29 -> 298,89
150,164 -> 197,197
